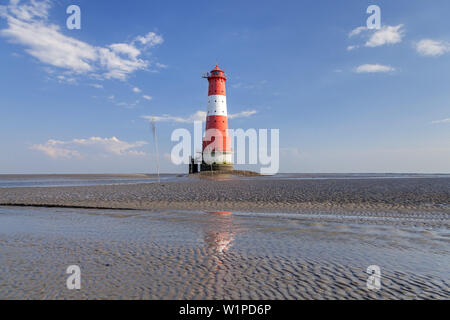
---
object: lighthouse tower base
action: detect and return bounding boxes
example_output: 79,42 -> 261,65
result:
200,150 -> 233,172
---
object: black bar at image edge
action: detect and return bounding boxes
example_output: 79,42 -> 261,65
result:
0,300 -> 447,318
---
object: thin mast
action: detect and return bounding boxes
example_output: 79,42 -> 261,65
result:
151,118 -> 160,183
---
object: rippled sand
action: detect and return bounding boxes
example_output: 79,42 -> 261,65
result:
0,176 -> 449,215
0,206 -> 448,300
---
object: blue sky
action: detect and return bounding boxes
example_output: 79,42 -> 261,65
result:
0,0 -> 449,174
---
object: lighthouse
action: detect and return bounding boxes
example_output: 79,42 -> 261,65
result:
201,65 -> 233,171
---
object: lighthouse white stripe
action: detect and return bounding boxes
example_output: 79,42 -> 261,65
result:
207,95 -> 227,116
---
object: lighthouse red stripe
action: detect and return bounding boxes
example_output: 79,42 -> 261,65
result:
204,115 -> 231,151
208,78 -> 226,96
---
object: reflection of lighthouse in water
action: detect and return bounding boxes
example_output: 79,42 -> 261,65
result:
201,65 -> 233,172
203,212 -> 235,254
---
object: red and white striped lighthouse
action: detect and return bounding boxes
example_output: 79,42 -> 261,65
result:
201,65 -> 233,171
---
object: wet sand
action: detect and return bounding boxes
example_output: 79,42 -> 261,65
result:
0,206 -> 448,300
0,174 -> 184,188
0,176 -> 449,215
0,176 -> 449,299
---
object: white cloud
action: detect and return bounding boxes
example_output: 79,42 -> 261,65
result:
415,39 -> 450,57
142,111 -> 207,123
231,80 -> 267,90
155,62 -> 168,69
108,95 -> 140,108
132,88 -> 153,102
348,25 -> 404,48
142,109 -> 257,123
1,0 -> 50,21
431,118 -> 450,124
109,43 -> 141,59
135,32 -> 164,47
57,75 -> 77,84
90,83 -> 103,89
72,137 -> 147,156
97,47 -> 148,80
29,139 -> 81,159
0,0 -> 163,80
2,17 -> 97,73
30,136 -> 148,159
348,26 -> 367,37
365,25 -> 404,47
354,64 -> 395,73
228,110 -> 257,119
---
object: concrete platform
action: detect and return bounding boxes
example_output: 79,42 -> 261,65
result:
200,163 -> 234,172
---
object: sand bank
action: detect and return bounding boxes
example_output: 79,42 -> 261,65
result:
0,177 -> 449,217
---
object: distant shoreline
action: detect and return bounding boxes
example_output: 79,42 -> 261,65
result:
0,173 -> 171,179
1,172 -> 449,179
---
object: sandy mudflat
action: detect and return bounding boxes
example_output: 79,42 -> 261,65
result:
0,206 -> 448,300
0,176 -> 449,299
0,176 -> 449,217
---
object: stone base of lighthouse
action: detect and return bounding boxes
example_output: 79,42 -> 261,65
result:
200,163 -> 234,172
200,151 -> 233,172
